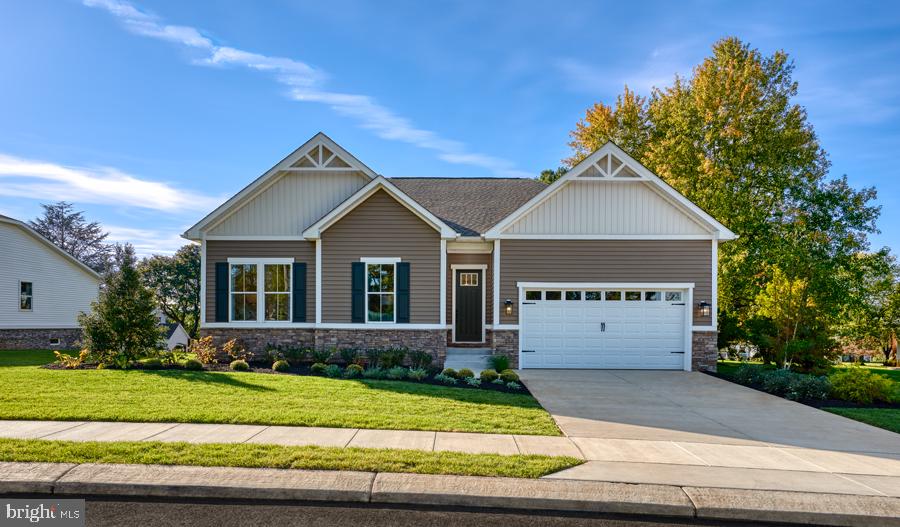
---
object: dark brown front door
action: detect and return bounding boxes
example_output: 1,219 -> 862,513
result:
454,269 -> 483,342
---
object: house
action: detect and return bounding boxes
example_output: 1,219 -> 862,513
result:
183,133 -> 736,371
0,214 -> 102,349
155,309 -> 190,350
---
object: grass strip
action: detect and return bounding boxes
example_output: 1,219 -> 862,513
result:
823,408 -> 900,434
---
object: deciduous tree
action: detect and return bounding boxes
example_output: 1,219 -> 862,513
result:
139,244 -> 201,338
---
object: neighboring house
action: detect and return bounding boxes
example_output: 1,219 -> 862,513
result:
184,133 -> 736,371
154,309 -> 190,350
0,214 -> 102,349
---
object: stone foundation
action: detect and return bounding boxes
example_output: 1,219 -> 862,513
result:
0,328 -> 83,350
489,329 -> 519,369
692,331 -> 718,372
200,327 -> 447,366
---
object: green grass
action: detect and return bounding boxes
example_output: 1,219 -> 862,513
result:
823,408 -> 900,434
0,438 -> 581,478
0,350 -> 559,436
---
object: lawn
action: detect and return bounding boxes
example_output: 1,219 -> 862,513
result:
0,438 -> 581,478
0,350 -> 559,436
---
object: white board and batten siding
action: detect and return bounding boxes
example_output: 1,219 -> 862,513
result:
503,181 -> 709,236
0,222 -> 100,328
208,171 -> 369,236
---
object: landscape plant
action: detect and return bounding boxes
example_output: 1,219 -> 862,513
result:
339,348 -> 360,365
499,370 -> 520,383
407,368 -> 428,381
457,368 -> 475,379
324,364 -> 342,378
190,336 -> 218,365
479,369 -> 499,383
408,350 -> 433,369
229,360 -> 249,372
434,373 -> 457,385
272,360 -> 290,373
487,355 -> 510,372
441,368 -> 458,379
310,348 -> 333,364
380,348 -> 407,368
344,364 -> 364,378
362,367 -> 386,379
53,350 -> 89,369
386,366 -> 408,380
223,339 -> 251,363
182,358 -> 203,371
830,368 -> 895,404
310,363 -> 327,375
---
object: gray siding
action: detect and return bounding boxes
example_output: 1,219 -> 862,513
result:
499,240 -> 713,325
205,240 -> 315,323
322,189 -> 441,323
447,252 -> 493,326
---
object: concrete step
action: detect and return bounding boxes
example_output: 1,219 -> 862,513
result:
446,347 -> 491,356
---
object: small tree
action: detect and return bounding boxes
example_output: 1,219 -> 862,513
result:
79,244 -> 160,367
139,244 -> 201,338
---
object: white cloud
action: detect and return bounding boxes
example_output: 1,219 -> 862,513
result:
105,224 -> 189,257
0,153 -> 221,212
84,0 -> 527,177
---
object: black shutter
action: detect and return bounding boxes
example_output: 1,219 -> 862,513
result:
292,263 -> 307,322
396,262 -> 410,323
215,262 -> 228,322
351,262 -> 365,323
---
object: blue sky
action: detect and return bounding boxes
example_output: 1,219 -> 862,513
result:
1,0 -> 898,255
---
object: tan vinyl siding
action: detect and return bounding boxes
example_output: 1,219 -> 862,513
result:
322,189 -> 440,323
447,252 -> 493,326
499,240 -> 713,325
205,240 -> 315,323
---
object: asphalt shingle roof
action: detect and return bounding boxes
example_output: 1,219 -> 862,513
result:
389,178 -> 547,236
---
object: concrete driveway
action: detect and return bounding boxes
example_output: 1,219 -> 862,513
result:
520,370 -> 900,496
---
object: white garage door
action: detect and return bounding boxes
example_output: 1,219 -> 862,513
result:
520,288 -> 686,369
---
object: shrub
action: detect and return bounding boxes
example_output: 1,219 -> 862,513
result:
272,360 -> 291,373
408,350 -> 433,369
265,344 -> 285,363
362,367 -> 387,379
488,355 -> 510,372
464,376 -> 481,387
434,373 -> 457,385
506,381 -> 522,390
223,339 -> 251,362
182,358 -> 203,371
830,367 -> 895,404
733,363 -> 766,385
310,362 -> 328,375
324,364 -> 343,378
458,368 -> 475,379
365,348 -> 383,368
786,375 -> 831,401
190,336 -> 218,365
143,357 -> 163,370
387,366 -> 408,380
491,378 -> 505,385
441,368 -> 458,379
339,348 -> 360,365
54,350 -> 89,369
310,348 -> 333,364
229,359 -> 249,372
158,346 -> 186,367
479,369 -> 499,383
381,348 -> 407,368
344,364 -> 364,378
284,347 -> 308,365
761,369 -> 797,397
499,369 -> 519,383
407,367 -> 428,381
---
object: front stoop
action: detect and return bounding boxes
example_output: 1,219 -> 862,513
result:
444,348 -> 491,372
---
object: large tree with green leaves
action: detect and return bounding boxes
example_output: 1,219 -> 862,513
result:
139,244 -> 201,338
562,37 -> 882,365
29,201 -> 112,272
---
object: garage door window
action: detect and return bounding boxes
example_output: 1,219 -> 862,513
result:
625,291 -> 641,301
665,292 -> 683,302
605,291 -> 622,301
545,291 -> 562,300
525,290 -> 541,301
565,291 -> 581,300
585,291 -> 602,301
645,291 -> 661,301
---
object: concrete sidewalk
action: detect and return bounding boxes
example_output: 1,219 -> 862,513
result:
2,462 -> 898,526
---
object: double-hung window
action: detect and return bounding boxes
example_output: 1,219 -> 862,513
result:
366,262 -> 396,323
228,259 -> 292,322
19,281 -> 32,311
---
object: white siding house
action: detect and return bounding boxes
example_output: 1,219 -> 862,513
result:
0,215 -> 101,349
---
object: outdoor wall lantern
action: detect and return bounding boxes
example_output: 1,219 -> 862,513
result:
697,301 -> 712,318
504,299 -> 513,316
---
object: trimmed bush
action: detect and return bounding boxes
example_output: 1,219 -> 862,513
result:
229,359 -> 249,372
387,366 -> 408,380
344,364 -> 364,378
499,369 -> 519,383
283,347 -> 307,366
761,369 -> 797,397
310,362 -> 327,375
733,363 -> 767,386
830,368 -> 895,404
310,348 -> 333,364
408,350 -> 433,369
434,373 -> 457,385
441,368 -> 458,379
407,367 -> 428,381
142,358 -> 163,370
786,375 -> 831,401
457,368 -> 475,379
464,376 -> 481,387
381,348 -> 407,368
362,367 -> 387,379
479,369 -> 499,383
324,364 -> 342,378
339,348 -> 360,365
487,355 -> 510,372
182,358 -> 203,371
506,381 -> 522,390
272,360 -> 290,373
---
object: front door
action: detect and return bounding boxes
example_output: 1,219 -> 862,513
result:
454,269 -> 483,342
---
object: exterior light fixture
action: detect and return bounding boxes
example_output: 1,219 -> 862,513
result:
697,301 -> 712,318
504,299 -> 513,316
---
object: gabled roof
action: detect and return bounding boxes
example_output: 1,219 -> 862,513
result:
302,176 -> 459,240
0,214 -> 103,280
183,133 -> 378,241
484,142 -> 737,240
390,178 -> 547,236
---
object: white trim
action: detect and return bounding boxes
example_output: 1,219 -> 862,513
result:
684,287 -> 694,371
516,281 -> 695,289
447,241 -> 493,254
0,214 -> 102,281
439,240 -> 447,326
360,257 -> 402,264
302,176 -> 458,240
493,324 -> 519,330
450,264 -> 487,343
200,237 -> 207,327
18,280 -> 33,312
0,324 -> 82,329
363,260 -> 397,324
711,237 -> 718,331
227,260 -> 294,323
203,322 -> 316,329
227,257 -> 294,264
280,167 -> 364,172
496,234 -> 715,240
492,239 -> 500,326
517,285 -> 524,368
201,322 -> 447,330
692,325 -> 716,331
315,240 -> 322,324
206,235 -> 308,241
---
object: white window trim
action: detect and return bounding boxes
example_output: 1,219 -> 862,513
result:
363,259 -> 399,324
227,258 -> 295,323
451,264 -> 487,344
18,280 -> 33,312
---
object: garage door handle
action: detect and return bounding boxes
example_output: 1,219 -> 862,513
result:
671,303 -> 685,306
522,302 -> 536,305
601,322 -> 606,332
670,351 -> 685,354
522,350 -> 536,353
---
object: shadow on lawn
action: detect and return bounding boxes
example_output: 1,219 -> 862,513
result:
126,369 -> 276,392
356,378 -> 544,410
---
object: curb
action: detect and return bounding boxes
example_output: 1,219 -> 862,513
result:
1,462 -> 898,526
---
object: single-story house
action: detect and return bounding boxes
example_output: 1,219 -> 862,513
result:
0,214 -> 102,349
183,133 -> 735,371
